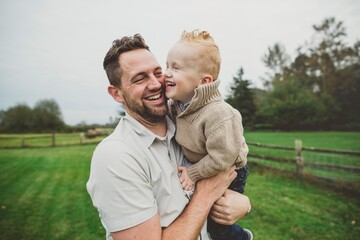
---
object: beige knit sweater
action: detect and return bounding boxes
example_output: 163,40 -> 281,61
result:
169,80 -> 249,182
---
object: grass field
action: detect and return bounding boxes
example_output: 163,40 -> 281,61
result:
0,145 -> 103,239
0,132 -> 359,239
245,131 -> 360,150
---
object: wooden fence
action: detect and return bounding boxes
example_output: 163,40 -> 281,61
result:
0,132 -> 101,148
248,140 -> 360,184
1,134 -> 359,185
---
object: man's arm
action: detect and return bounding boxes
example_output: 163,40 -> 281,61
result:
112,214 -> 162,239
112,166 -> 237,240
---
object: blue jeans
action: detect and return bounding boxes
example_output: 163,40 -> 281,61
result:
207,165 -> 249,240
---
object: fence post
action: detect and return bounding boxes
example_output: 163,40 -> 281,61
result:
80,133 -> 84,144
295,139 -> 304,177
52,132 -> 56,147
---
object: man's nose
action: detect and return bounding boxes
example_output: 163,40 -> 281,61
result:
148,74 -> 162,90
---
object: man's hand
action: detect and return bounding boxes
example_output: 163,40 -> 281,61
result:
178,166 -> 194,191
210,189 -> 251,225
194,166 -> 237,203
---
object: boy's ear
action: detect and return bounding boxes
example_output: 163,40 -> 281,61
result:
201,74 -> 213,84
108,85 -> 124,104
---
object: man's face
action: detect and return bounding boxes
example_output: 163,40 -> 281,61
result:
118,49 -> 168,123
164,42 -> 203,103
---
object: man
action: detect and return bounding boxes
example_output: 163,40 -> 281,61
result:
86,34 -> 251,240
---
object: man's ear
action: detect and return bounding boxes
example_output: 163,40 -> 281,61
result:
108,85 -> 124,103
200,74 -> 213,84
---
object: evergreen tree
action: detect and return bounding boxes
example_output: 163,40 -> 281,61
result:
225,68 -> 257,128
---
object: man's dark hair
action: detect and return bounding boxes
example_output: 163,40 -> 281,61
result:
103,34 -> 150,88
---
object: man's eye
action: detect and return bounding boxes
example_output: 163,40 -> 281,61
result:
155,72 -> 163,77
134,77 -> 145,83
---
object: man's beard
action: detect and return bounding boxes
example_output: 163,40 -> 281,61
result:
123,94 -> 168,123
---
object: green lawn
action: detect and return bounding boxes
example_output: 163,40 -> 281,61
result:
0,132 -> 359,239
0,145 -> 104,239
245,131 -> 360,150
242,165 -> 360,239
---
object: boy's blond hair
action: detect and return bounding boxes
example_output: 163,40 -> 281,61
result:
180,30 -> 221,80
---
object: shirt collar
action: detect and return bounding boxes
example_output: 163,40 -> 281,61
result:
178,102 -> 191,112
123,112 -> 175,148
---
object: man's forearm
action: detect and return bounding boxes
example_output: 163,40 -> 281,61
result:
162,166 -> 237,240
162,190 -> 213,240
112,193 -> 213,240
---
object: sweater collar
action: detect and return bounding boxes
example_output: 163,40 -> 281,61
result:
178,80 -> 222,115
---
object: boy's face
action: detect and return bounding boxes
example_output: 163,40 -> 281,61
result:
165,42 -> 204,103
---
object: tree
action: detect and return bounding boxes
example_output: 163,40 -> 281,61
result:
118,104 -> 125,118
296,17 -> 358,96
259,78 -> 333,130
334,63 -> 360,127
262,43 -> 290,88
0,104 -> 33,133
32,99 -> 65,132
259,17 -> 360,130
225,68 -> 257,128
295,18 -> 360,128
0,99 -> 65,133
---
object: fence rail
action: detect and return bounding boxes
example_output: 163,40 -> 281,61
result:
248,141 -> 360,156
247,140 -> 360,179
0,132 -> 101,148
301,146 -> 360,156
248,153 -> 295,164
303,161 -> 360,173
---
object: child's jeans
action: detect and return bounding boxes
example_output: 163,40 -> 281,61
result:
207,165 -> 249,240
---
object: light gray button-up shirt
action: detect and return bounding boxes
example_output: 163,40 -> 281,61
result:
87,113 -> 210,240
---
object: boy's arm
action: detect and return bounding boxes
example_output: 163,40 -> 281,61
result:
112,166 -> 237,240
187,117 -> 245,182
178,166 -> 194,190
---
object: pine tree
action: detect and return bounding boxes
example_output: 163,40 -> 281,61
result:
225,68 -> 257,128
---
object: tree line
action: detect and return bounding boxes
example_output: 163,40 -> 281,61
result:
226,17 -> 359,131
0,99 -> 66,133
0,99 -> 119,133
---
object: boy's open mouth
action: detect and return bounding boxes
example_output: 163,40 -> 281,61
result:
165,81 -> 176,87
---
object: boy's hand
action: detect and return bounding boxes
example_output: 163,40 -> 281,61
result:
177,166 -> 194,191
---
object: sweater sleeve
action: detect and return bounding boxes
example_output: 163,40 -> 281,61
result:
186,115 -> 247,182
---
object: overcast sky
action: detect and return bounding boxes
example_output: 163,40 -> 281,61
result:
1,0 -> 359,125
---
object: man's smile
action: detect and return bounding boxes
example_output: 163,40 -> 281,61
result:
145,93 -> 162,100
